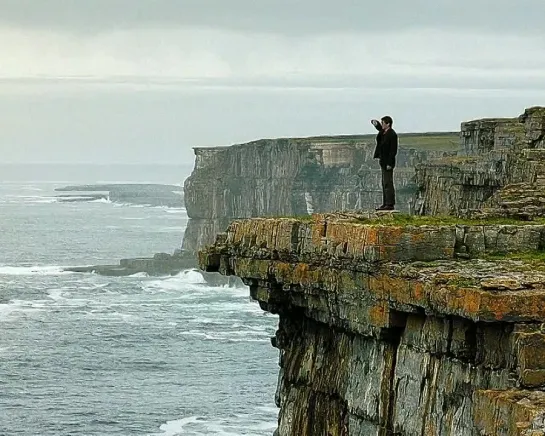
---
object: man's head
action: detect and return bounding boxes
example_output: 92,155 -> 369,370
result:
381,116 -> 393,131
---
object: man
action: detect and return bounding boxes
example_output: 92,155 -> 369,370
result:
371,116 -> 398,211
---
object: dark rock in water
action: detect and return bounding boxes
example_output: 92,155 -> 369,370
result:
55,183 -> 184,208
153,252 -> 172,261
64,252 -> 196,277
63,251 -> 242,287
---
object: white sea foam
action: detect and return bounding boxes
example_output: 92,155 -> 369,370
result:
6,197 -> 57,204
129,272 -> 149,278
150,414 -> 277,436
231,323 -> 270,332
179,269 -> 207,283
4,194 -> 57,203
178,330 -> 218,340
90,198 -> 112,204
112,202 -> 146,208
5,194 -> 46,199
178,329 -> 270,343
30,198 -> 58,204
0,265 -> 75,276
165,208 -> 186,214
47,288 -> 66,301
146,270 -> 207,289
0,300 -> 46,320
149,416 -> 202,436
58,196 -> 97,201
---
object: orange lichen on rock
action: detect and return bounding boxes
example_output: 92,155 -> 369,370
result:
474,390 -> 545,436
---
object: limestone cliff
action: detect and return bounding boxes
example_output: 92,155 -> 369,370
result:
415,106 -> 545,218
199,213 -> 545,435
183,134 -> 456,256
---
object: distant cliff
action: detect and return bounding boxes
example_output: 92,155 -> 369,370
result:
182,133 -> 457,256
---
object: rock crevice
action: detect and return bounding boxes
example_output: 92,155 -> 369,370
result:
200,212 -> 545,435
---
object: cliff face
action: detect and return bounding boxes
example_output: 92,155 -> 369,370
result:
183,135 -> 455,255
199,213 -> 545,435
415,107 -> 545,218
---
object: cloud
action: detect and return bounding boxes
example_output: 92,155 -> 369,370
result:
0,0 -> 543,36
0,0 -> 543,164
0,25 -> 544,94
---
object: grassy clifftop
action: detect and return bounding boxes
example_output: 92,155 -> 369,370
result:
299,131 -> 460,151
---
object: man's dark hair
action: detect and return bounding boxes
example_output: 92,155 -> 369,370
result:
381,116 -> 393,127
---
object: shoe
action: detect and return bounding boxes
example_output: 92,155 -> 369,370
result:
382,205 -> 395,211
375,205 -> 387,211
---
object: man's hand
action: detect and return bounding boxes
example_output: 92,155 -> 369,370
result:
386,165 -> 393,170
371,119 -> 381,131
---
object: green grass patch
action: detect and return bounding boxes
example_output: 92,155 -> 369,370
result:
295,132 -> 460,151
483,251 -> 545,262
351,213 -> 545,227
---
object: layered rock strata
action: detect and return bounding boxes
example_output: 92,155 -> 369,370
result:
199,213 -> 545,435
415,107 -> 545,218
183,135 -> 456,256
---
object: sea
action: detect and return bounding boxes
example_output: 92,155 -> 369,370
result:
0,164 -> 279,436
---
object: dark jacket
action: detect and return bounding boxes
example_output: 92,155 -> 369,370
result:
373,127 -> 398,169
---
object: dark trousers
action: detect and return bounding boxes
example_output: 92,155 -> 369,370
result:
381,167 -> 395,207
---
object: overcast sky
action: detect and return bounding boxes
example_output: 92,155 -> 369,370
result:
1,0 -> 544,164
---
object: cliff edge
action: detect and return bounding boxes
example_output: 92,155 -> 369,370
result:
199,212 -> 545,435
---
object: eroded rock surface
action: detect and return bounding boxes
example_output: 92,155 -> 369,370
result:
415,106 -> 545,219
199,213 -> 545,435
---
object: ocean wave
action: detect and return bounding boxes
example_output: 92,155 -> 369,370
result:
3,194 -> 57,204
0,265 -> 75,276
178,329 -> 271,343
149,412 -> 277,436
112,202 -> 146,208
0,299 -> 46,320
152,206 -> 185,211
147,270 -> 207,288
90,198 -> 112,204
129,272 -> 149,278
149,416 -> 201,436
110,202 -> 184,211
